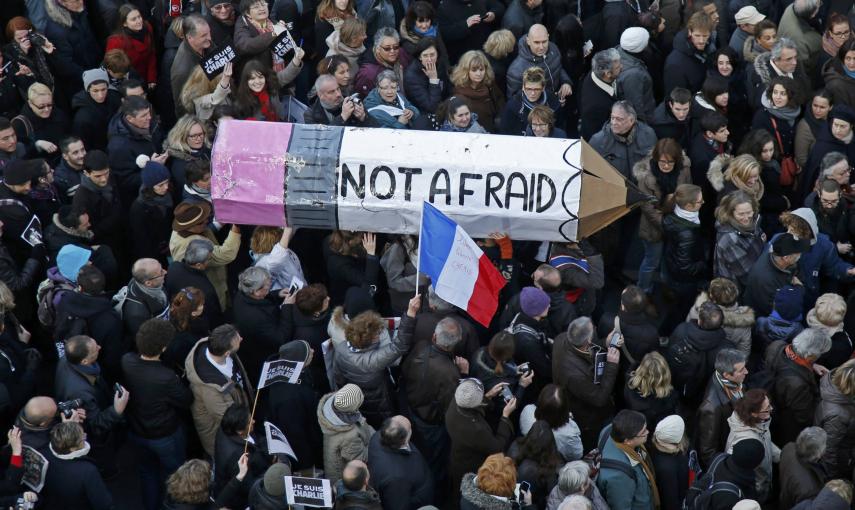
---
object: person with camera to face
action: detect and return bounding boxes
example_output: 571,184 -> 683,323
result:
54,334 -> 130,478
303,74 -> 379,127
12,396 -> 85,458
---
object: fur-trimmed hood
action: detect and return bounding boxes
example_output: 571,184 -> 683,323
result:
706,154 -> 732,192
690,291 -> 756,328
51,213 -> 94,241
632,152 -> 692,197
45,0 -> 74,28
753,51 -> 775,86
460,473 -> 514,510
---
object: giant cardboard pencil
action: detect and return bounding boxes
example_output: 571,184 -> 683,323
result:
211,120 -> 647,242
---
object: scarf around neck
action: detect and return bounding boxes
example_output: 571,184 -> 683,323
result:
785,344 -> 813,369
822,32 -> 843,57
761,93 -> 801,125
80,175 -> 113,202
123,25 -> 148,42
674,205 -> 700,224
651,161 -> 679,196
715,371 -> 744,400
414,25 -> 438,38
133,279 -> 168,309
614,441 -> 660,508
253,89 -> 278,121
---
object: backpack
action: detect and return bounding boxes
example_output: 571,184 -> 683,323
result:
35,278 -> 75,328
683,453 -> 743,510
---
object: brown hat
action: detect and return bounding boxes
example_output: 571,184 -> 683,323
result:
172,202 -> 211,234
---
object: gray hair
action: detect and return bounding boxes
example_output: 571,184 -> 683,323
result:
131,258 -> 160,283
612,100 -> 637,121
434,317 -> 462,350
566,317 -> 595,347
238,266 -> 270,295
557,461 -> 591,494
559,495 -> 593,510
771,37 -> 798,61
375,69 -> 399,87
792,327 -> 832,359
715,348 -> 747,375
182,14 -> 209,38
428,285 -> 454,312
314,74 -> 338,91
592,48 -> 620,80
793,0 -> 820,17
184,239 -> 214,265
821,152 -> 848,176
795,426 -> 827,462
373,27 -> 399,49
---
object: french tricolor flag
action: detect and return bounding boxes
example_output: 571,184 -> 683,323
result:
418,202 -> 507,327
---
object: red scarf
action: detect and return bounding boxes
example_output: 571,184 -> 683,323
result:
785,344 -> 814,370
253,90 -> 278,122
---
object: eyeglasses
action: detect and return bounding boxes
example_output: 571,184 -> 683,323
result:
380,44 -> 400,52
145,268 -> 167,282
658,159 -> 675,166
820,197 -> 841,206
523,86 -> 544,93
831,29 -> 851,38
633,428 -> 649,438
211,3 -> 232,9
378,84 -> 398,91
187,132 -> 206,139
531,122 -> 549,128
30,101 -> 52,110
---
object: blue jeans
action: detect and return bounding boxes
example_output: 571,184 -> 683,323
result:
638,240 -> 663,293
128,426 -> 187,510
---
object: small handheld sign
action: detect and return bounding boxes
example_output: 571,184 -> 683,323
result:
284,476 -> 333,508
200,44 -> 236,79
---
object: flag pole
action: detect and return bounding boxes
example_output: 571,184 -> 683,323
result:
415,202 -> 424,298
244,388 -> 261,455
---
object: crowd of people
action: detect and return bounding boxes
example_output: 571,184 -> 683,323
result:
0,0 -> 855,508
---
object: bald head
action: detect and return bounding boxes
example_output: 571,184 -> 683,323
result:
24,397 -> 57,427
342,460 -> 369,491
380,415 -> 412,449
527,24 -> 549,57
132,258 -> 164,288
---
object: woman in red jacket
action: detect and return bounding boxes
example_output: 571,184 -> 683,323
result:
105,4 -> 157,91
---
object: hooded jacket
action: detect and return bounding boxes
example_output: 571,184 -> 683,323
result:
755,313 -> 804,347
774,208 -> 853,308
822,58 -> 855,109
776,3 -> 822,78
687,292 -> 755,356
317,392 -> 375,484
814,372 -> 855,478
184,338 -> 252,456
506,36 -> 570,98
726,413 -> 780,502
616,48 -> 656,122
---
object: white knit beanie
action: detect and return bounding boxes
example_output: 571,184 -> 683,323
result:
654,415 -> 685,444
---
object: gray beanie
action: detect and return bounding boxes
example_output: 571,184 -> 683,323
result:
263,462 -> 291,497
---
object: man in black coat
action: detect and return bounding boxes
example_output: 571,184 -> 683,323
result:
120,258 -> 169,345
165,238 -> 224,329
54,136 -> 86,202
43,205 -> 117,281
232,266 -> 287,384
43,0 -> 103,100
303,76 -> 379,127
437,0 -> 506,64
579,48 -> 621,141
72,150 -> 122,248
54,333 -> 129,475
40,422 -> 114,510
71,69 -> 120,152
412,289 -> 480,360
650,88 -> 692,148
266,340 -> 323,472
742,234 -> 808,317
366,416 -> 434,510
666,302 -> 733,408
696,348 -> 747,469
505,286 -> 553,389
121,319 -> 193,510
663,17 -> 715,95
15,397 -> 82,456
106,96 -> 166,207
745,38 -> 811,109
0,315 -> 40,431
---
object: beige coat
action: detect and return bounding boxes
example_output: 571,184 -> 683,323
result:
169,228 -> 240,311
184,338 -> 253,456
317,392 -> 374,483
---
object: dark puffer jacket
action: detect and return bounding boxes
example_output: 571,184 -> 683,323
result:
105,113 -> 165,204
43,0 -> 102,98
814,372 -> 855,479
329,310 -> 415,429
506,36 -> 571,97
663,29 -> 710,95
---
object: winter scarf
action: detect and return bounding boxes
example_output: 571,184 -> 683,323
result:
134,280 -> 168,308
614,441 -> 660,508
803,109 -> 827,138
8,43 -> 53,90
785,343 -> 814,369
141,189 -> 174,214
77,362 -> 101,377
674,205 -> 700,224
80,175 -> 113,202
652,161 -> 679,196
253,89 -> 278,121
521,91 -> 548,113
715,371 -> 744,400
123,24 -> 148,43
413,25 -> 438,38
125,119 -> 152,141
760,93 -> 801,125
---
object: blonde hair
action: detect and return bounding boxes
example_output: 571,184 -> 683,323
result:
483,29 -> 516,59
340,17 -> 367,46
316,0 -> 355,21
812,293 -> 846,327
27,82 -> 52,101
724,154 -> 763,199
250,226 -> 283,254
166,459 -> 212,504
627,352 -> 674,398
832,360 -> 855,397
165,115 -> 210,154
674,183 -> 702,208
451,50 -> 495,88
0,281 -> 15,312
714,190 -> 758,226
522,66 -> 546,86
180,66 -> 221,114
825,479 -> 854,505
